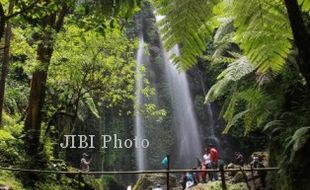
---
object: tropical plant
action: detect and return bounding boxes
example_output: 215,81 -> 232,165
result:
152,0 -> 310,86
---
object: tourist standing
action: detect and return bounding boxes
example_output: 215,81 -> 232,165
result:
209,144 -> 219,180
80,153 -> 92,172
203,147 -> 212,181
234,152 -> 244,166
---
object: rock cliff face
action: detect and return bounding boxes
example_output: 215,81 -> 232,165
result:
133,174 -> 182,190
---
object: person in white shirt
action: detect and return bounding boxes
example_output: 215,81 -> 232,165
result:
202,147 -> 212,181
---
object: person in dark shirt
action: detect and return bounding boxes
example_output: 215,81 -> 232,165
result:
234,152 -> 244,166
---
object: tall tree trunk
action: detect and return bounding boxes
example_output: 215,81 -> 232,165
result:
24,4 -> 68,156
24,22 -> 54,154
284,0 -> 310,89
0,0 -> 14,126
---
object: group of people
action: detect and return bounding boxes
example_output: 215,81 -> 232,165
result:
180,144 -> 219,189
180,146 -> 267,189
81,147 -> 267,189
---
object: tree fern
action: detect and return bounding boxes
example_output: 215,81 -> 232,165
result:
299,0 -> 310,11
153,0 -> 218,69
283,127 -> 310,163
153,0 -> 294,73
205,53 -> 254,103
223,88 -> 276,134
230,0 -> 293,73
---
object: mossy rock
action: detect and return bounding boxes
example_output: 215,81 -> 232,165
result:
231,171 -> 244,183
188,181 -> 247,190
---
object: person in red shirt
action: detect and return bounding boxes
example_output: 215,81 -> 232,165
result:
210,146 -> 218,163
208,144 -> 219,180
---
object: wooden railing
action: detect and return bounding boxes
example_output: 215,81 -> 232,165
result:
0,166 -> 279,190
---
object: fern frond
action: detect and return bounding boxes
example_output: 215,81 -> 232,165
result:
212,17 -> 235,59
221,88 -> 277,134
218,55 -> 255,81
205,78 -> 231,103
153,0 -> 218,69
223,109 -> 249,134
231,0 -> 292,73
299,0 -> 310,11
205,55 -> 254,103
262,119 -> 285,132
288,127 -> 310,162
256,72 -> 275,86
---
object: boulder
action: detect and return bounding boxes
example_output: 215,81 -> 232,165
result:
133,174 -> 182,190
0,184 -> 11,190
231,171 -> 245,183
188,182 -> 247,190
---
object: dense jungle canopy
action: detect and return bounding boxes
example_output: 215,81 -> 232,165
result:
0,0 -> 309,190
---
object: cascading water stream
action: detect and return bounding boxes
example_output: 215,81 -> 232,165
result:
154,13 -> 203,167
135,36 -> 146,170
205,102 -> 220,148
161,45 -> 202,168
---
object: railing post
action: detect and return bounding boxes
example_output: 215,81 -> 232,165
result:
78,172 -> 82,189
219,165 -> 227,190
166,154 -> 170,190
250,165 -> 256,189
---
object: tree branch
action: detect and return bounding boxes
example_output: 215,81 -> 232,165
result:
0,2 -> 5,40
6,0 -> 41,19
54,4 -> 68,32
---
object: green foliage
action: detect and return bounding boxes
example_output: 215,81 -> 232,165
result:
4,80 -> 29,115
0,114 -> 24,166
102,175 -> 124,190
219,87 -> 277,134
197,181 -> 247,190
153,0 -> 217,69
284,127 -> 310,163
34,183 -> 74,190
47,23 -> 137,122
11,27 -> 38,75
0,171 -> 24,190
299,0 -> 310,11
205,53 -> 254,103
153,0 -> 295,75
230,0 -> 292,73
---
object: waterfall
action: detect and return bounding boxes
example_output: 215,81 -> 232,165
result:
206,102 -> 220,148
152,15 -> 202,168
162,46 -> 202,168
135,36 -> 146,170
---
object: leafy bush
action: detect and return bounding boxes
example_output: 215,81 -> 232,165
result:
0,171 -> 24,190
